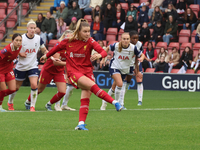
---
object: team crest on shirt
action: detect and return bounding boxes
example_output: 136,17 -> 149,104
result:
84,45 -> 87,51
35,43 -> 37,47
73,75 -> 76,79
1,49 -> 7,54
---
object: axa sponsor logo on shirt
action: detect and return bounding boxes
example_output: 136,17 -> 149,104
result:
70,52 -> 85,58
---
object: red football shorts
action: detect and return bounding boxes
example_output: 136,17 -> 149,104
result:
0,70 -> 15,82
39,69 -> 66,84
68,72 -> 95,89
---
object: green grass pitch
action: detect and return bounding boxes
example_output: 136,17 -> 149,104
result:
0,87 -> 200,150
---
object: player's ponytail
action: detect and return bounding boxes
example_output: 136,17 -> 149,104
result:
58,30 -> 73,42
27,19 -> 36,27
69,18 -> 90,42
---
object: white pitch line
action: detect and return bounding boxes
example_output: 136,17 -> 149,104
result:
2,107 -> 200,112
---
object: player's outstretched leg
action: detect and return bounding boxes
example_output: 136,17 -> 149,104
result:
1,89 -> 16,112
61,85 -> 75,111
100,88 -> 114,110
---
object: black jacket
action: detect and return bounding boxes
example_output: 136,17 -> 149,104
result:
152,26 -> 164,36
180,51 -> 193,66
176,1 -> 186,10
150,12 -> 163,24
164,9 -> 178,21
115,9 -> 125,22
124,19 -> 138,32
163,0 -> 177,8
139,27 -> 150,38
184,14 -> 197,25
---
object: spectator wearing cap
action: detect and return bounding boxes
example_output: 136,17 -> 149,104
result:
56,1 -> 68,20
69,17 -> 77,30
90,16 -> 104,41
50,0 -> 69,15
137,2 -> 149,28
65,1 -> 82,25
78,0 -> 91,17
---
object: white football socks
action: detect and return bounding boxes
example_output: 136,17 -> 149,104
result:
30,89 -> 38,108
137,83 -> 143,102
62,85 -> 74,106
102,88 -> 115,106
115,86 -> 122,102
8,91 -> 17,104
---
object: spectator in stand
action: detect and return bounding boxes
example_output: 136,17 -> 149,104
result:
137,3 -> 149,28
36,13 -> 45,30
195,12 -> 200,43
191,49 -> 200,72
101,0 -> 116,12
163,4 -> 178,21
41,12 -> 57,42
35,27 -> 47,46
139,22 -> 150,44
78,0 -> 91,17
69,17 -> 77,30
124,15 -> 138,32
68,0 -> 78,8
102,54 -> 112,71
183,7 -> 197,33
176,0 -> 186,13
148,6 -> 163,27
117,0 -> 134,6
114,3 -> 125,30
56,1 -> 68,20
163,15 -> 178,45
93,58 -> 102,70
151,21 -> 164,42
142,41 -> 157,72
90,16 -> 104,41
148,0 -> 165,17
56,17 -> 67,39
194,0 -> 200,5
50,0 -> 69,15
167,47 -> 180,73
103,3 -> 116,31
153,47 -> 168,68
84,0 -> 104,15
126,5 -> 137,20
163,0 -> 177,8
92,5 -> 102,21
65,1 -> 82,25
154,56 -> 169,73
175,46 -> 193,74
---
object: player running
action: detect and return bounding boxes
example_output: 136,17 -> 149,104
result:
100,32 -> 145,110
8,20 -> 48,111
40,19 -> 123,130
0,33 -> 22,112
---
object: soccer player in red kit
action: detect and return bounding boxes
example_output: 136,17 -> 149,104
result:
25,30 -> 74,112
0,33 -> 22,111
41,19 -> 123,130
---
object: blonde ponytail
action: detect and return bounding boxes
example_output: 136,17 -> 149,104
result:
58,30 -> 73,42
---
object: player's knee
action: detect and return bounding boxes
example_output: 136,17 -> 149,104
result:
116,82 -> 123,88
30,84 -> 38,90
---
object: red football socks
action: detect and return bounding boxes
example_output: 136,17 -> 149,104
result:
50,92 -> 65,104
90,84 -> 114,104
0,89 -> 16,105
79,98 -> 90,122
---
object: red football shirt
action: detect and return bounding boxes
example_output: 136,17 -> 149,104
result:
43,42 -> 66,74
46,37 -> 107,75
0,43 -> 22,74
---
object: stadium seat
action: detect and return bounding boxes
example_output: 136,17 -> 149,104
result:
171,69 -> 179,73
120,3 -> 128,12
190,4 -> 199,17
197,70 -> 200,74
168,42 -> 180,51
193,49 -> 199,58
102,40 -> 107,47
143,41 -> 155,49
145,68 -> 155,73
8,0 -> 15,3
7,3 -> 17,16
180,43 -> 192,50
118,34 -> 122,41
156,71 -> 164,73
0,14 -> 6,27
131,3 -> 139,8
191,30 -> 196,44
107,28 -> 118,35
140,0 -> 148,4
118,29 -> 124,35
179,29 -> 191,43
186,69 -> 195,74
0,26 -> 5,40
156,42 -> 168,49
193,43 -> 200,50
84,15 -> 92,22
107,40 -> 117,46
6,15 -> 17,28
22,3 -> 29,16
0,3 -> 7,14
106,35 -> 116,41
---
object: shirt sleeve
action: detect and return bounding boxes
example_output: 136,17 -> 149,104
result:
40,37 -> 44,46
46,40 -> 66,58
91,39 -> 107,58
109,43 -> 116,51
0,48 -> 8,59
134,46 -> 142,57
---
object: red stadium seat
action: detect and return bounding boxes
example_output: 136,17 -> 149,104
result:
107,28 -> 118,35
118,29 -> 124,35
7,3 -> 17,16
193,43 -> 200,50
118,34 -> 122,41
171,69 -> 179,73
180,43 -> 192,50
186,69 -> 195,74
8,0 -> 15,3
22,3 -> 29,16
140,0 -> 148,4
190,4 -> 199,12
0,3 -> 7,14
191,30 -> 196,44
179,29 -> 191,36
179,29 -> 191,43
197,70 -> 200,74
168,42 -> 180,51
145,68 -> 155,73
120,3 -> 129,11
0,26 -> 5,40
143,41 -> 155,49
6,15 -> 17,28
0,14 -> 6,27
193,49 -> 199,58
179,36 -> 190,43
84,15 -> 92,22
106,35 -> 116,41
102,40 -> 107,47
156,42 -> 168,49
131,3 -> 139,7
107,40 -> 117,46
